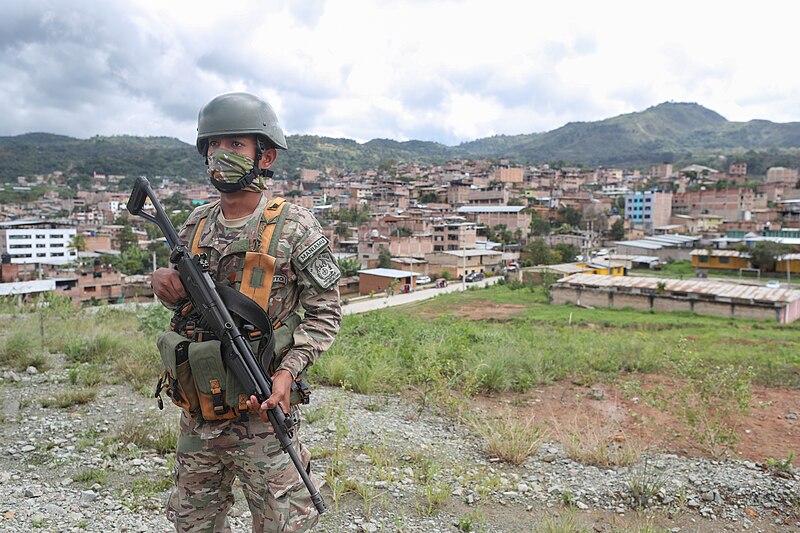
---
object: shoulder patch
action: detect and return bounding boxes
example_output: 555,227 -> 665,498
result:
305,252 -> 341,290
295,236 -> 329,268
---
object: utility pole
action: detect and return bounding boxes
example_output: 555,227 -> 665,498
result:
462,229 -> 466,291
787,255 -> 792,286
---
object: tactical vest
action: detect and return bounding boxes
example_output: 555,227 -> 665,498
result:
156,197 -> 306,421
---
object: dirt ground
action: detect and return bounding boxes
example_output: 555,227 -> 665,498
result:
474,379 -> 799,464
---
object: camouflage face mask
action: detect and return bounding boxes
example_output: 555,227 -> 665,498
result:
206,148 -> 267,192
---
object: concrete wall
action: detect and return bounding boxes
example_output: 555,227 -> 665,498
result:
611,293 -> 649,310
732,303 -> 776,321
550,285 -> 791,322
693,301 -> 734,318
359,273 -> 415,296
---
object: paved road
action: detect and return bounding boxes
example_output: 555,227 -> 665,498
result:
342,276 -> 501,315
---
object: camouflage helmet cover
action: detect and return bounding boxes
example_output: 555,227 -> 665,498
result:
196,92 -> 288,154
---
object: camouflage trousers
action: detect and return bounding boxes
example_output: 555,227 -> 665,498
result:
167,411 -> 319,533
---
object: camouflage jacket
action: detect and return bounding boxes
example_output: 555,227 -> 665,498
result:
175,195 -> 342,378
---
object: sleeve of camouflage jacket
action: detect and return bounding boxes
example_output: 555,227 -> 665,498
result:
277,207 -> 342,378
157,205 -> 206,312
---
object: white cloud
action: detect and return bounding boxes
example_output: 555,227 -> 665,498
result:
0,0 -> 798,145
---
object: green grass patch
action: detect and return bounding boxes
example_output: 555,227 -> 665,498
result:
74,468 -> 109,486
64,333 -> 128,364
313,284 -> 800,392
0,327 -> 48,370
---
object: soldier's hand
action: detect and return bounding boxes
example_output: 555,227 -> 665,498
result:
152,268 -> 187,304
246,370 -> 293,423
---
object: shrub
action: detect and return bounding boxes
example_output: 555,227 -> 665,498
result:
137,304 -> 172,334
65,333 -> 127,364
1,330 -> 37,367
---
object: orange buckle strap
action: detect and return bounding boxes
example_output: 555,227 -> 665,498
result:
209,379 -> 227,415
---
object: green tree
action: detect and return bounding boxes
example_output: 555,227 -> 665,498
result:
337,258 -> 362,277
418,192 -> 438,204
554,243 -> 579,263
335,221 -> 350,237
609,219 -> 626,241
749,241 -> 791,272
117,223 -> 139,253
556,205 -> 582,227
492,224 -> 514,244
522,239 -> 560,266
112,246 -> 149,275
68,234 -> 87,253
530,215 -> 551,236
147,240 -> 171,270
377,246 -> 392,268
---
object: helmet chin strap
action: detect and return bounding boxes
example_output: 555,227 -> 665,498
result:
207,138 -> 273,193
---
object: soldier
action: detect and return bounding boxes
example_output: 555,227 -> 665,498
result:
151,92 -> 341,532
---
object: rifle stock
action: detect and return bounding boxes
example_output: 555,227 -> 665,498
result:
127,177 -> 327,514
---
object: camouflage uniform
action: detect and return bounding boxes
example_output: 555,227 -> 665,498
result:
165,194 -> 341,532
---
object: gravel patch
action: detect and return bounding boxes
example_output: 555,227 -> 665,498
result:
1,365 -> 798,532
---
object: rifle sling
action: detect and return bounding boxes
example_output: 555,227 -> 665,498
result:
214,281 -> 273,338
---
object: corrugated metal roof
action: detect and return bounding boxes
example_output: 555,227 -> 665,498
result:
615,240 -> 663,250
745,236 -> 800,246
0,279 -> 56,295
556,274 -> 800,304
690,249 -> 748,257
441,249 -> 503,258
644,234 -> 700,245
629,256 -> 660,263
456,206 -> 528,213
358,268 -> 421,278
530,263 -> 587,274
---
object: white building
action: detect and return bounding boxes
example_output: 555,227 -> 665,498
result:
0,220 -> 78,265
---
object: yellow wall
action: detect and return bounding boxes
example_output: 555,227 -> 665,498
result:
576,264 -> 625,276
691,256 -> 750,270
776,259 -> 800,274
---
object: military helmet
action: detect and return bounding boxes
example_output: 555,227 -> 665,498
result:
196,92 -> 288,155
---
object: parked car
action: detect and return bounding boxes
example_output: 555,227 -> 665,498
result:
417,275 -> 431,284
765,280 -> 781,289
506,263 -> 518,272
465,271 -> 485,283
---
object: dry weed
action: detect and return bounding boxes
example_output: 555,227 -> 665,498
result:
466,408 -> 547,465
553,401 -> 646,467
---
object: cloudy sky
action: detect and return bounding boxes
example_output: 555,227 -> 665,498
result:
2,0 -> 798,146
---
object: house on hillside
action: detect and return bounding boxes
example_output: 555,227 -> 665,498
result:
357,268 -> 420,296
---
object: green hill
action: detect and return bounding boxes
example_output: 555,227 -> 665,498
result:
2,102 -> 800,181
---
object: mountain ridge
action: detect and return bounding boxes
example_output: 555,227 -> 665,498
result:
2,102 -> 800,181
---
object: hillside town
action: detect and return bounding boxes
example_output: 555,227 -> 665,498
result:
3,159 -> 800,320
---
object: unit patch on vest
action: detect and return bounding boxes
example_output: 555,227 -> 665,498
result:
296,236 -> 329,268
272,274 -> 287,287
305,252 -> 341,290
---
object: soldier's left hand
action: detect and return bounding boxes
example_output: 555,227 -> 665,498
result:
247,370 -> 293,423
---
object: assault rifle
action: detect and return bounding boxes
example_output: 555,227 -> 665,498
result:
127,176 -> 326,514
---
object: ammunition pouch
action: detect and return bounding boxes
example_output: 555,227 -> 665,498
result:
155,310 -> 309,420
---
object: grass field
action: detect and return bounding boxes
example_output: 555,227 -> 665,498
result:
314,283 -> 800,393
2,284 -> 799,398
